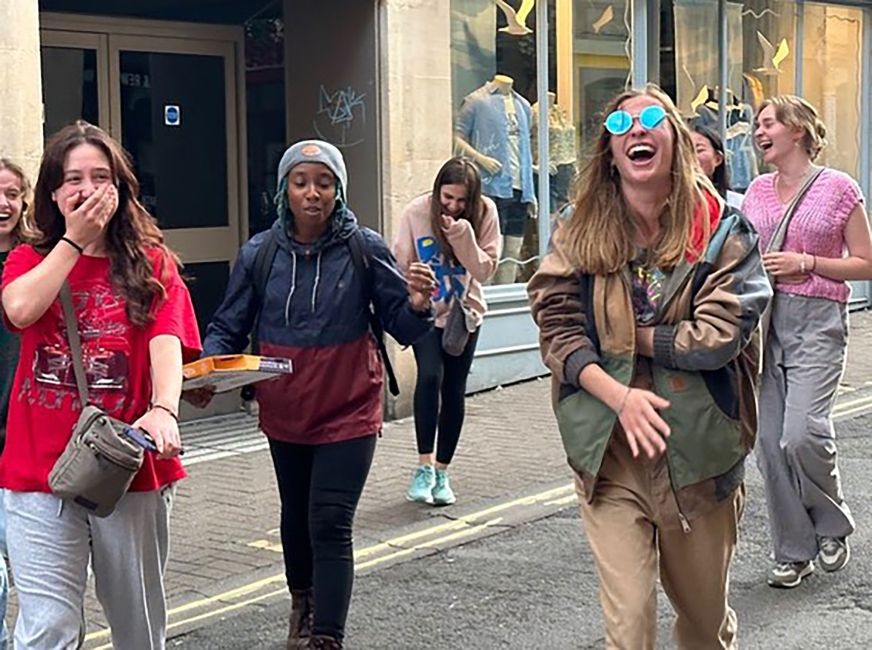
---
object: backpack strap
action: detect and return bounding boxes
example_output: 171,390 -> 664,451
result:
347,228 -> 400,397
250,228 -> 279,354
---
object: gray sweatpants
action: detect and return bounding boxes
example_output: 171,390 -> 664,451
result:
5,487 -> 174,650
756,293 -> 855,563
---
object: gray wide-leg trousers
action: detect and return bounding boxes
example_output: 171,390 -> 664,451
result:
756,293 -> 855,563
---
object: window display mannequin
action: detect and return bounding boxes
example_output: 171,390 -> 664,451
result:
532,91 -> 577,212
455,74 -> 536,284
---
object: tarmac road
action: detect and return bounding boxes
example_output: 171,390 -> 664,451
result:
166,411 -> 872,649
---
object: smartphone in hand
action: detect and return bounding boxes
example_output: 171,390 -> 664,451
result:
122,426 -> 158,453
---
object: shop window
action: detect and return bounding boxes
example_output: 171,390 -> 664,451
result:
668,0 -> 794,194
450,0 -> 556,285
672,0 -> 721,118
570,0 -> 632,154
733,0 -> 797,191
684,0 -> 761,193
41,47 -> 100,137
801,3 -> 863,179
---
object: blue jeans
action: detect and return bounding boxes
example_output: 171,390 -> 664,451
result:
0,489 -> 8,650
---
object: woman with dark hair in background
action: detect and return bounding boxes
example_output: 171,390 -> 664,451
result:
690,123 -> 742,208
394,157 -> 500,506
1,121 -> 200,648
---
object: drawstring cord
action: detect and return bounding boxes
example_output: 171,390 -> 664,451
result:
284,251 -> 298,326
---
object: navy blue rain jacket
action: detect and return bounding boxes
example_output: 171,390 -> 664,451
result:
202,209 -> 432,443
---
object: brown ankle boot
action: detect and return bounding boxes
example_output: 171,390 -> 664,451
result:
309,635 -> 343,649
286,589 -> 314,649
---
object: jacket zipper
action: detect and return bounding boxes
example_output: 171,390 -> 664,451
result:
624,269 -> 692,534
678,512 -> 692,534
662,435 -> 692,534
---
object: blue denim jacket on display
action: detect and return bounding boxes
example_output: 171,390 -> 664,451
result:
455,83 -> 536,204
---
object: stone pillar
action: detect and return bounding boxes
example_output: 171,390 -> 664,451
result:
0,0 -> 44,179
380,0 -> 454,418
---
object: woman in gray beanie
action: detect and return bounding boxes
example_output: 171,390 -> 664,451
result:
193,139 -> 436,649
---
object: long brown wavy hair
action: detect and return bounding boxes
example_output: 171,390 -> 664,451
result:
0,158 -> 39,246
428,157 -> 486,266
32,121 -> 178,326
560,84 -> 714,274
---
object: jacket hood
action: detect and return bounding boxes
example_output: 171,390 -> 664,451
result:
686,187 -> 724,263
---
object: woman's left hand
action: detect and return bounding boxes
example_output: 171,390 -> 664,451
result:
406,262 -> 436,312
762,251 -> 809,278
132,406 -> 182,460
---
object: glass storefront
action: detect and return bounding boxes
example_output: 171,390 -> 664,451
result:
449,0 -> 870,292
802,3 -> 864,179
450,0 -> 555,285
446,0 -> 870,391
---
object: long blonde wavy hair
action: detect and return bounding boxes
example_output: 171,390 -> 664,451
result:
560,84 -> 715,275
0,158 -> 39,246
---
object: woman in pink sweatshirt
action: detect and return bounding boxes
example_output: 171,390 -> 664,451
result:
743,95 -> 872,589
393,158 -> 501,505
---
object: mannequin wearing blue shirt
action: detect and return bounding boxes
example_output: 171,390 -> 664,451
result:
454,74 -> 536,283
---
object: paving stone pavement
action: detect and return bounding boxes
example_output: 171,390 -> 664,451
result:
9,310 -> 872,637
75,376 -> 565,634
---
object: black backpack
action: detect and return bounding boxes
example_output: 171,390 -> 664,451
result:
248,227 -> 399,396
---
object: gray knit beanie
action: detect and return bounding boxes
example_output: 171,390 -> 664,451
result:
276,139 -> 348,193
274,139 -> 349,231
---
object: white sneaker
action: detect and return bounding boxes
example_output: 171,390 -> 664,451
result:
768,560 -> 814,589
818,537 -> 850,573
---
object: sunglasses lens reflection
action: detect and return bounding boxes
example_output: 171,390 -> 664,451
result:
605,110 -> 633,136
604,106 -> 667,135
639,105 -> 667,129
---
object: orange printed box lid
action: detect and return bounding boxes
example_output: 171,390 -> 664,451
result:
182,354 -> 292,393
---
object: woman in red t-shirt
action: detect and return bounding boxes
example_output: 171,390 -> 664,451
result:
0,121 -> 201,648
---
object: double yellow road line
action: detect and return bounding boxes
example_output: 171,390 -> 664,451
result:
85,387 -> 872,647
85,484 -> 576,648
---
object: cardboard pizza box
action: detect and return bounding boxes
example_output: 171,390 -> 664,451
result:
182,354 -> 292,393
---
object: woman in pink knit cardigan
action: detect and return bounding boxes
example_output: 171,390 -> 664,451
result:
393,158 -> 501,506
742,95 -> 872,589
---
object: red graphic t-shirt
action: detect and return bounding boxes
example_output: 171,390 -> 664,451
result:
0,245 -> 202,492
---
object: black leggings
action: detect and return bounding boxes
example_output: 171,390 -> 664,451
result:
412,326 -> 480,465
268,434 -> 376,640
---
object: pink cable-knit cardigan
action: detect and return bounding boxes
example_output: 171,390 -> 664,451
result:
742,167 -> 866,304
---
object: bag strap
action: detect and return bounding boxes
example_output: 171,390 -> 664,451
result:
250,228 -> 280,354
347,228 -> 400,397
59,282 -> 90,405
766,166 -> 825,254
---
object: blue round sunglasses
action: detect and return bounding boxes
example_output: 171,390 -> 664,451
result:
604,105 -> 668,136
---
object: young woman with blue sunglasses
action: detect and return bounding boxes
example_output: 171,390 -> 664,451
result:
528,85 -> 770,648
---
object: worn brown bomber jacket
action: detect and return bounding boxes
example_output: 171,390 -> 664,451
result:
528,197 -> 772,523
